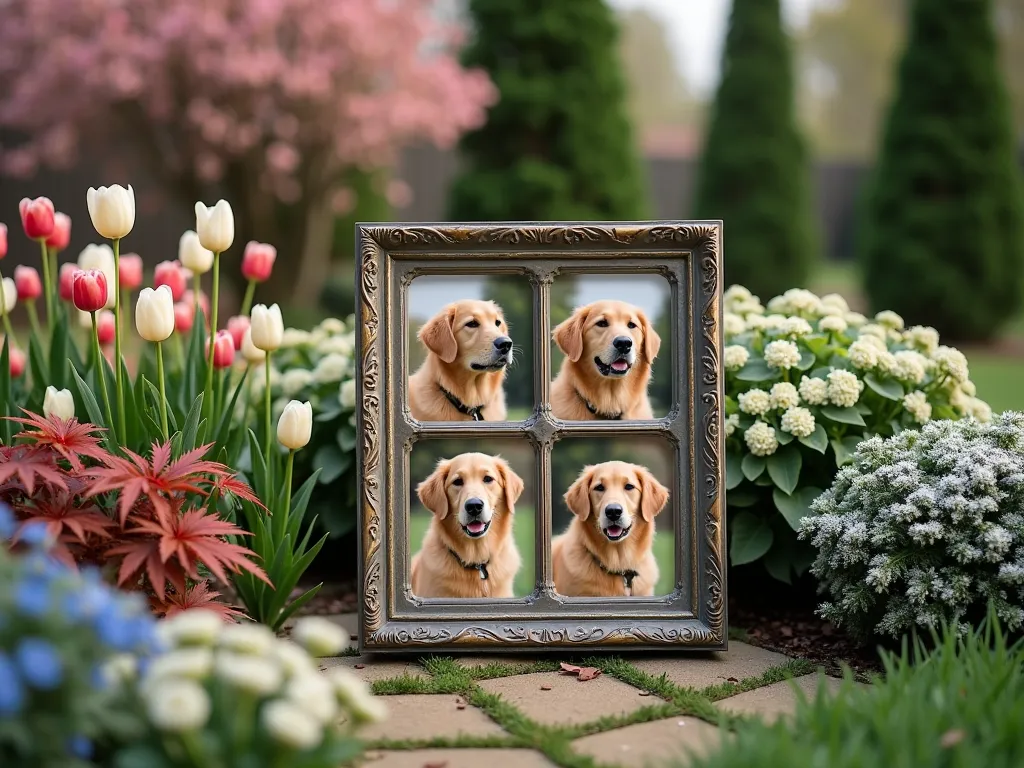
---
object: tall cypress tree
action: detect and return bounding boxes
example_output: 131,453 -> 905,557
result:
448,0 -> 647,221
861,0 -> 1024,340
693,0 -> 816,298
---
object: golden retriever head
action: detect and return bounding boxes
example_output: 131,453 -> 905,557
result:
418,300 -> 513,373
552,300 -> 660,379
416,453 -> 524,540
564,461 -> 669,543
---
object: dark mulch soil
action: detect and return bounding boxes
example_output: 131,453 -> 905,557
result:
293,580 -> 359,616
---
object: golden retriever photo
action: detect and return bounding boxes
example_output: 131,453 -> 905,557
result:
409,299 -> 513,422
552,461 -> 669,597
550,300 -> 661,421
411,452 -> 524,598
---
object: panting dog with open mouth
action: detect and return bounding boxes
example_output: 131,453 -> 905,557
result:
410,452 -> 525,599
549,300 -> 661,421
552,461 -> 669,597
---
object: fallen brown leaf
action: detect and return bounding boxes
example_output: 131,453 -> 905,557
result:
454,696 -> 467,710
559,662 -> 582,675
940,729 -> 966,748
639,691 -> 651,697
354,664 -> 366,670
540,684 -> 552,691
780,626 -> 794,637
423,762 -> 448,768
577,667 -> 602,681
726,676 -> 739,683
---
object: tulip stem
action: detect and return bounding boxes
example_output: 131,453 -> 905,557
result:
203,251 -> 221,425
155,341 -> 169,442
264,351 -> 273,489
38,239 -> 54,333
193,273 -> 201,316
240,280 -> 256,318
280,449 -> 295,538
91,312 -> 115,437
26,301 -> 43,342
49,247 -> 60,321
0,269 -> 17,348
112,237 -> 126,445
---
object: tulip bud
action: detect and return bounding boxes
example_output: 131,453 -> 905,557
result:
174,302 -> 194,334
19,197 -> 55,240
250,303 -> 284,352
227,315 -> 250,350
1,278 -> 16,313
97,310 -> 116,345
43,386 -> 75,421
178,230 -> 214,275
277,400 -> 312,450
9,347 -> 25,378
153,260 -> 187,302
207,330 -> 235,369
241,327 -> 266,363
194,200 -> 234,253
181,289 -> 210,320
58,263 -> 77,301
77,244 -> 116,308
241,241 -> 276,283
0,223 -> 7,258
86,184 -> 135,240
135,285 -> 175,342
119,253 -> 143,290
72,269 -> 108,313
46,213 -> 72,251
14,266 -> 41,302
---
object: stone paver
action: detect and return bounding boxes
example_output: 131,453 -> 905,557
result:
715,673 -> 844,722
362,748 -> 556,768
358,694 -> 506,742
327,612 -> 360,640
630,641 -> 791,691
478,671 -> 646,726
320,654 -> 425,683
572,716 -> 728,766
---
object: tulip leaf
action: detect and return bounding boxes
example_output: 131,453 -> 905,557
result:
180,394 -> 204,456
28,333 -> 49,395
48,313 -> 69,391
0,340 -> 11,445
70,364 -> 108,448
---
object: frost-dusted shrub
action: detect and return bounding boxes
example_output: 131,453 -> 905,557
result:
800,413 -> 1024,639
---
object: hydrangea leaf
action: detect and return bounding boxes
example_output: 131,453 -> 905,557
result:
776,429 -> 795,445
830,435 -> 864,467
314,444 -> 348,485
766,445 -> 802,494
726,488 -> 759,507
797,351 -> 816,371
730,511 -> 774,565
762,546 -> 792,584
821,405 -> 866,426
735,358 -> 776,382
726,451 -> 744,490
855,402 -> 873,415
864,372 -> 904,401
773,486 -> 823,530
799,423 -> 829,453
802,334 -> 830,356
741,453 -> 766,481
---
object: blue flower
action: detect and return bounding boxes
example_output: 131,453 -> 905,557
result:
14,638 -> 63,690
0,652 -> 24,716
15,579 -> 51,618
17,521 -> 50,548
65,580 -> 112,622
66,735 -> 93,759
0,504 -> 15,541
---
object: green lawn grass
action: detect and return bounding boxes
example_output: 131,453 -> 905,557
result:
964,353 -> 1024,413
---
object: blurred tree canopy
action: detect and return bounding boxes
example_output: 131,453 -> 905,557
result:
860,0 -> 1024,341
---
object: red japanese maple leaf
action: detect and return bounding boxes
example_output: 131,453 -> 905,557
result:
87,441 -> 231,525
209,474 -> 264,509
16,489 -> 115,549
106,535 -> 188,601
9,411 -> 109,470
0,444 -> 69,494
150,581 -> 244,621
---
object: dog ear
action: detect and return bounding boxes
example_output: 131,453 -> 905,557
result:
416,459 -> 451,519
552,307 -> 588,363
418,305 -> 458,364
496,458 -> 524,514
564,467 -> 595,521
638,309 -> 661,362
639,466 -> 669,522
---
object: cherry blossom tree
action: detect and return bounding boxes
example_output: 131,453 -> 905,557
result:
0,0 -> 495,303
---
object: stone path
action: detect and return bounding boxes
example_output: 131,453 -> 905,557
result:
318,614 -> 853,768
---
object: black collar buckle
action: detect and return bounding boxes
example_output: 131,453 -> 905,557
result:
448,548 -> 489,580
440,386 -> 485,421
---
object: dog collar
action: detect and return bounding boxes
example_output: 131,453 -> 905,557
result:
588,550 -> 638,595
575,390 -> 622,420
448,548 -> 489,580
439,386 -> 485,421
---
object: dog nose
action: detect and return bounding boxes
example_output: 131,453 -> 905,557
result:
493,336 -> 512,354
604,503 -> 623,521
613,336 -> 632,353
464,498 -> 485,516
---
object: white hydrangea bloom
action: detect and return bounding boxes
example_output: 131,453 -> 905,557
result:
157,610 -> 222,647
826,370 -> 863,407
339,378 -> 357,409
723,313 -> 746,337
893,350 -> 927,384
723,285 -> 753,306
962,380 -> 977,397
737,389 -> 771,416
313,353 -> 350,384
219,623 -> 275,656
318,317 -> 346,335
775,288 -> 823,315
799,375 -> 828,405
819,315 -> 848,334
764,340 -> 801,370
874,310 -> 905,330
845,311 -> 868,327
905,325 -> 940,353
769,382 -> 800,410
859,324 -> 887,341
781,407 -> 815,437
145,680 -> 212,732
733,298 -> 765,316
876,351 -> 898,376
778,316 -> 813,337
848,339 -> 879,370
903,391 -> 932,423
933,345 -> 969,383
725,413 -> 740,437
967,398 -> 993,423
319,334 -> 354,356
761,314 -> 788,331
281,328 -> 313,348
144,648 -> 213,682
744,421 -> 778,456
281,368 -> 314,397
820,293 -> 849,313
292,616 -> 349,657
285,673 -> 339,724
723,345 -> 750,371
214,652 -> 284,695
261,699 -> 323,750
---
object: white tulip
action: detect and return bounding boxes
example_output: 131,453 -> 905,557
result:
43,387 -> 75,421
1,278 -> 16,313
277,400 -> 312,450
250,303 -> 284,351
178,230 -> 214,275
241,327 -> 266,363
194,199 -> 234,252
78,243 -> 117,308
145,679 -> 211,733
87,184 -> 135,240
136,285 -> 175,342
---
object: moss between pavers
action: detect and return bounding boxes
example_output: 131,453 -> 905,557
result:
358,652 -> 822,768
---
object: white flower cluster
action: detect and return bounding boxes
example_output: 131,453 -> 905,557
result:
138,612 -> 385,749
799,413 -> 1024,639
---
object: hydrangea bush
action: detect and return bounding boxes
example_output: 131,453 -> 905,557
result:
723,285 -> 992,582
799,413 -> 1024,640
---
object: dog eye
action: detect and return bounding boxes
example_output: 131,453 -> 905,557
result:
495,319 -> 502,327
466,320 -> 479,329
483,475 -> 494,484
452,478 -> 464,487
595,319 -> 609,328
593,484 -> 605,492
624,483 -> 636,491
627,321 -> 637,329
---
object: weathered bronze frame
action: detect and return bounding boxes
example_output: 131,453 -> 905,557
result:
356,222 -> 725,653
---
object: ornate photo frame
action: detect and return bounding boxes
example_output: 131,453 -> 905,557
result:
355,222 -> 725,653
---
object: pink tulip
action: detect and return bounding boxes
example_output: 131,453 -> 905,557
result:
174,302 -> 193,334
45,212 -> 72,251
58,263 -> 77,301
207,329 -> 235,369
18,197 -> 55,240
153,260 -> 187,301
119,253 -> 143,290
181,288 -> 210,320
97,310 -> 115,345
72,269 -> 108,313
14,265 -> 42,302
9,347 -> 25,378
0,224 -> 7,259
241,241 -> 276,283
227,315 -> 250,350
